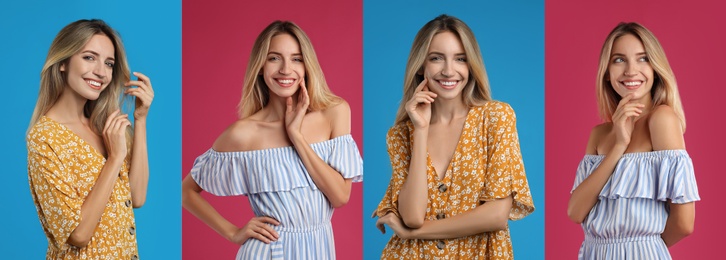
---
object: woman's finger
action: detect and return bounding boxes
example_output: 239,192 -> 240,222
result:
132,72 -> 153,92
258,216 -> 280,226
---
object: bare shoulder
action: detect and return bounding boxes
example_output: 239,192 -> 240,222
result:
323,100 -> 351,138
211,119 -> 256,152
649,105 -> 685,150
587,122 -> 611,155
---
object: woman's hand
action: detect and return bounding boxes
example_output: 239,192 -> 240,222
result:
611,93 -> 644,146
406,78 -> 436,129
229,216 -> 281,245
102,109 -> 130,161
285,79 -> 310,141
375,212 -> 413,239
125,72 -> 155,120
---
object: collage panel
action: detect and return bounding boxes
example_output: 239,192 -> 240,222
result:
546,0 -> 726,259
363,1 -> 544,259
0,0 -> 181,259
181,0 -> 363,259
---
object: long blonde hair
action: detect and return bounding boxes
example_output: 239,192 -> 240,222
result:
238,21 -> 341,118
596,22 -> 686,131
28,19 -> 132,151
394,14 -> 492,125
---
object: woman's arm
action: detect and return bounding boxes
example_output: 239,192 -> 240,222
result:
286,84 -> 353,208
568,94 -> 643,224
182,175 -> 280,244
126,72 -> 154,207
649,105 -> 693,246
396,79 -> 435,228
377,196 -> 513,239
68,111 -> 131,247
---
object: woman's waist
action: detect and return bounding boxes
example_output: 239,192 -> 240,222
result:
584,234 -> 663,244
273,222 -> 333,234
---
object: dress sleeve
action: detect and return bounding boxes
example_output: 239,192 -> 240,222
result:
664,153 -> 699,204
376,125 -> 411,217
327,135 -> 363,182
479,103 -> 535,220
27,137 -> 83,250
189,150 -> 248,196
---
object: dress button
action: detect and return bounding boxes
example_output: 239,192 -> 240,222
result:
131,255 -> 138,260
125,200 -> 132,207
436,213 -> 446,220
129,226 -> 136,236
436,240 -> 445,249
438,184 -> 447,192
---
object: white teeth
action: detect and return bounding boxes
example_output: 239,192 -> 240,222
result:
87,80 -> 101,87
439,80 -> 457,86
623,81 -> 641,86
278,79 -> 294,84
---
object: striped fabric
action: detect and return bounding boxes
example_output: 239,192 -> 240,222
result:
572,150 -> 700,260
190,134 -> 363,259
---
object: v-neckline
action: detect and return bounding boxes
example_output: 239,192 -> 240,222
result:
42,116 -> 107,160
425,107 -> 473,181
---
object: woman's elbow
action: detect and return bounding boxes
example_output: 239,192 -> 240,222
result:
330,195 -> 350,208
676,221 -> 695,237
401,215 -> 424,229
67,232 -> 91,248
132,199 -> 145,208
567,207 -> 585,224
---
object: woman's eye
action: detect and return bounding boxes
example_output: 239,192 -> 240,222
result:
268,56 -> 280,61
638,56 -> 649,62
613,57 -> 624,63
429,56 -> 442,61
456,57 -> 467,62
105,62 -> 115,68
83,56 -> 95,61
293,57 -> 303,62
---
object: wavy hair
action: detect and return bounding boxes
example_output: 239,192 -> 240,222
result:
28,19 -> 132,150
394,14 -> 492,125
596,22 -> 686,131
238,21 -> 341,118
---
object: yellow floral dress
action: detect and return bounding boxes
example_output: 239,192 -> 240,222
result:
27,116 -> 139,260
376,101 -> 535,260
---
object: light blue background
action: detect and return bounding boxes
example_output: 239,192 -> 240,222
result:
0,1 -> 181,259
363,1 -> 544,259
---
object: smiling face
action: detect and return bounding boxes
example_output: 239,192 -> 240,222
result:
61,34 -> 115,101
607,33 -> 655,101
262,33 -> 305,98
421,31 -> 469,101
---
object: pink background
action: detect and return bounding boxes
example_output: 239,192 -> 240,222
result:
546,0 -> 726,259
182,0 -> 362,259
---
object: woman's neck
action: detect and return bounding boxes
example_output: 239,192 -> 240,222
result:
629,94 -> 654,121
46,88 -> 88,124
259,94 -> 298,122
431,97 -> 468,124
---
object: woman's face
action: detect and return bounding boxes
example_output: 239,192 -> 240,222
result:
607,34 -> 654,100
61,34 -> 115,101
421,31 -> 469,101
262,33 -> 305,98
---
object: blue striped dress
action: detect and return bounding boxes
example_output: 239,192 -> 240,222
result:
572,150 -> 700,259
190,134 -> 363,259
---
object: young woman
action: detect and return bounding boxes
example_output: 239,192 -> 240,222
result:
374,15 -> 535,259
27,19 -> 154,259
181,21 -> 363,259
567,22 -> 699,259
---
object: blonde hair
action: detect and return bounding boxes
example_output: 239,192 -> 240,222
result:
238,21 -> 341,118
394,14 -> 492,125
596,22 -> 686,131
28,19 -> 132,149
